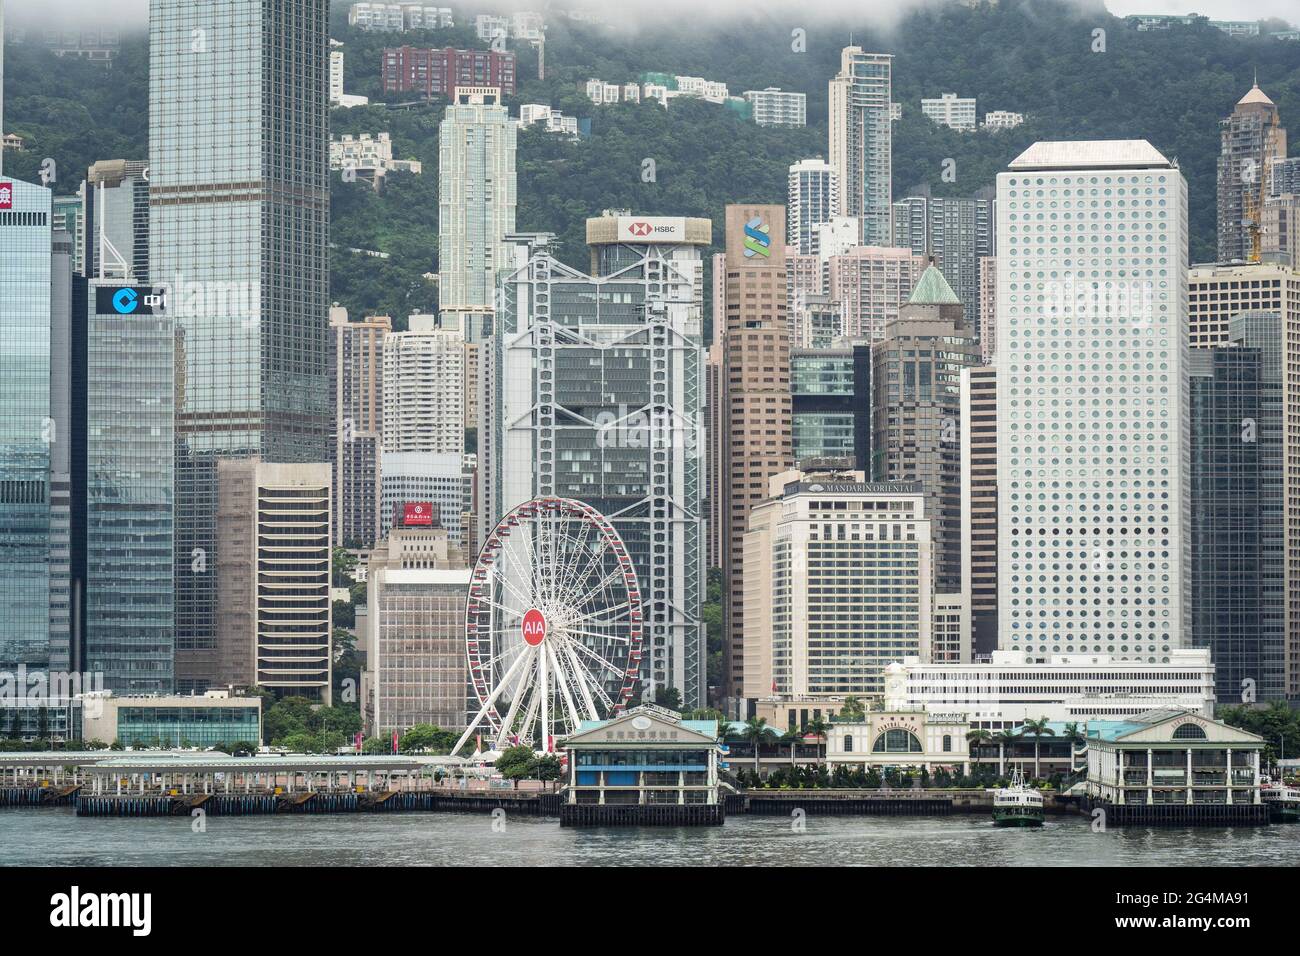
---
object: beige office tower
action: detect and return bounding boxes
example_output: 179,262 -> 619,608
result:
1217,83 -> 1287,264
1262,193 -> 1300,268
872,265 -> 978,595
216,459 -> 333,702
961,365 -> 998,657
743,470 -> 932,702
827,244 -> 925,341
721,204 -> 792,707
977,255 -> 997,363
331,308 -> 389,551
706,339 -> 724,570
1188,260 -> 1300,697
367,525 -> 471,733
463,340 -> 480,429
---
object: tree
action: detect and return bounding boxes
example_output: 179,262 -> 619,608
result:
331,546 -> 358,587
1061,722 -> 1086,772
495,745 -> 539,788
806,717 -> 831,765
741,716 -> 770,775
966,727 -> 992,771
993,727 -> 1022,776
838,696 -> 866,721
1021,717 -> 1055,780
536,754 -> 563,782
653,686 -> 683,712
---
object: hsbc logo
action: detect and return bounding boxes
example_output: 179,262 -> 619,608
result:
628,221 -> 652,237
0,182 -> 12,210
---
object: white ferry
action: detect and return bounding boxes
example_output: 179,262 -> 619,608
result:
1260,781 -> 1300,822
992,769 -> 1045,827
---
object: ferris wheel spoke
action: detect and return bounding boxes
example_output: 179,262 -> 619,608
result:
546,642 -> 584,732
563,627 -> 631,645
572,603 -> 633,627
560,639 -> 601,720
551,522 -> 596,610
569,640 -> 627,678
497,538 -> 541,608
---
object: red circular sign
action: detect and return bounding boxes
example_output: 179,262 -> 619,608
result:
521,609 -> 546,646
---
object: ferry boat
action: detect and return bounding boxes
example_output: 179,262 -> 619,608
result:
1261,782 -> 1300,822
992,769 -> 1045,827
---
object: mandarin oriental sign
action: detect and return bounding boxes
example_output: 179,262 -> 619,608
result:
787,481 -> 923,496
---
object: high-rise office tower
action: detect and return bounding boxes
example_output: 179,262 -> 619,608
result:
1217,83 -> 1287,263
81,277 -> 176,693
81,160 -> 150,282
380,315 -> 464,542
438,86 -> 516,333
791,344 -> 870,470
977,255 -> 997,363
960,365 -> 998,657
705,338 -> 724,571
0,174 -> 58,673
996,140 -> 1189,660
827,244 -> 925,341
151,0 -> 331,693
872,266 -> 978,593
1189,312 -> 1285,703
829,48 -> 892,245
1261,193 -> 1300,269
331,308 -> 389,551
787,159 -> 838,256
743,469 -> 932,701
486,214 -> 710,707
891,192 -> 996,337
1187,259 -> 1300,699
721,204 -> 792,706
215,459 -> 332,702
367,523 -> 470,733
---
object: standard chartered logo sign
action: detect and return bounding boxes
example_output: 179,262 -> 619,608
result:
743,216 -> 771,258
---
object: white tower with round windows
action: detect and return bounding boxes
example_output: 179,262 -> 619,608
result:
996,141 -> 1189,662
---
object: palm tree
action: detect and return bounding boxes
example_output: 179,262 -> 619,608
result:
1061,722 -> 1086,773
741,716 -> 770,776
779,724 -> 801,766
806,717 -> 831,766
1021,717 -> 1055,780
966,728 -> 992,775
993,727 -> 1022,777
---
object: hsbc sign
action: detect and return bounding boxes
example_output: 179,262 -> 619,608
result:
616,216 -> 687,242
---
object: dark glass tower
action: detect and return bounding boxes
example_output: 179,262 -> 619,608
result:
150,0 -> 331,691
1189,311 -> 1286,703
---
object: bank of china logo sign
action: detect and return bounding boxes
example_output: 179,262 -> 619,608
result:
743,216 -> 771,258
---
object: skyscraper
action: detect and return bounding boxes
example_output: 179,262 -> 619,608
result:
331,308 -> 389,551
791,345 -> 870,469
380,315 -> 464,543
1217,83 -> 1287,263
872,266 -> 978,593
721,204 -> 792,706
827,244 -> 925,341
787,159 -> 838,256
829,48 -> 892,245
996,140 -> 1189,660
891,191 -> 996,337
438,86 -> 517,332
81,160 -> 149,282
0,175 -> 57,673
486,215 -> 710,707
151,0 -> 331,693
1189,312 -> 1285,703
960,365 -> 998,658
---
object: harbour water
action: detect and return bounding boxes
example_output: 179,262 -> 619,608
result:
2,808 -> 1298,866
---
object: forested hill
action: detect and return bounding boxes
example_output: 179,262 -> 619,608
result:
2,0 -> 1297,323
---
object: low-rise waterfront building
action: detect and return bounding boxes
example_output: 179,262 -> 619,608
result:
827,709 -> 972,774
562,705 -> 721,808
80,691 -> 263,749
1085,709 -> 1263,809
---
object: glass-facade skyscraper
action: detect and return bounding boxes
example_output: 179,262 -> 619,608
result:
0,176 -> 56,672
150,0 -> 331,692
791,345 -> 870,470
1189,311 -> 1285,703
829,48 -> 892,245
487,215 -> 710,708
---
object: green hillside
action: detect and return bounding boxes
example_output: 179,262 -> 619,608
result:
2,0 -> 1297,324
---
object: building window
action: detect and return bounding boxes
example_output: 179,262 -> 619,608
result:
1172,722 -> 1207,740
942,735 -> 952,752
872,729 -> 923,753
843,735 -> 853,752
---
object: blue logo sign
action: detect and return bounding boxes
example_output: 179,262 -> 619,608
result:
112,288 -> 139,314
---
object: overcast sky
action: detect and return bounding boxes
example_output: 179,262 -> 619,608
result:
2,0 -> 1294,31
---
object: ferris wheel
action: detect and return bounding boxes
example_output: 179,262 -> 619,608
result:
454,496 -> 645,755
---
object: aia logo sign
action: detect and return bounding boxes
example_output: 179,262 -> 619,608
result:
0,182 -> 12,210
628,221 -> 652,237
522,608 -> 546,646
